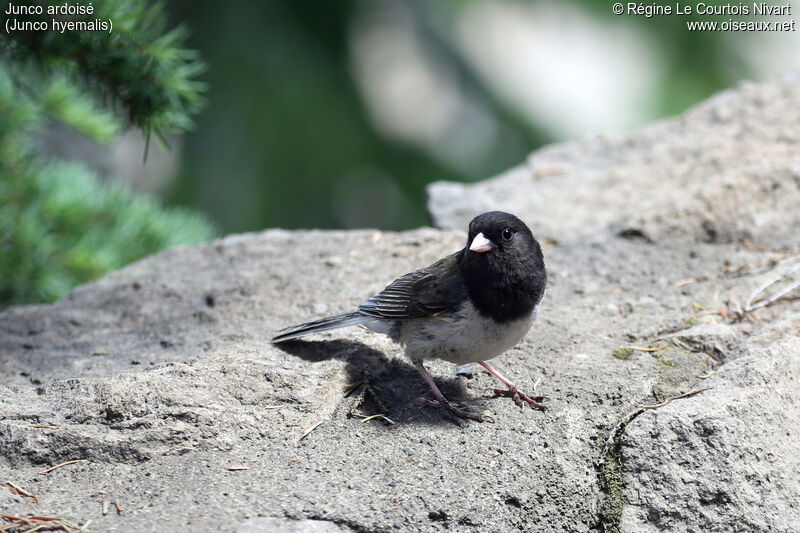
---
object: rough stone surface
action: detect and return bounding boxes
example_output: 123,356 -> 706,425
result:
620,338 -> 800,533
236,517 -> 345,533
2,79 -> 800,532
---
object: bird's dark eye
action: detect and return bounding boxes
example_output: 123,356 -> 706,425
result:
502,228 -> 513,241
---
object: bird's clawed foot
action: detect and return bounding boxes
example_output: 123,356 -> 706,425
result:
478,361 -> 548,412
416,397 -> 494,423
487,385 -> 547,411
414,361 -> 494,423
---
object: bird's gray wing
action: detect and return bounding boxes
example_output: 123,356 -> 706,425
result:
357,252 -> 467,320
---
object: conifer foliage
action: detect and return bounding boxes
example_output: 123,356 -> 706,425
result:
0,0 -> 214,307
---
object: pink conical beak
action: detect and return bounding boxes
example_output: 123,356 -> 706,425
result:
469,232 -> 494,253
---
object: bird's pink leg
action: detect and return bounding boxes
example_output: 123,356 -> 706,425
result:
414,361 -> 489,422
479,361 -> 547,411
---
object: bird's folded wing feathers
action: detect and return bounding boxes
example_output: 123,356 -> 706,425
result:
357,253 -> 467,320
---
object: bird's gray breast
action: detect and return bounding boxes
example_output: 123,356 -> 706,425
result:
391,299 -> 539,364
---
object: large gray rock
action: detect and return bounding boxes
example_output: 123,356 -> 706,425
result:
621,337 -> 800,533
429,76 -> 800,531
429,77 -> 800,249
2,78 -> 799,532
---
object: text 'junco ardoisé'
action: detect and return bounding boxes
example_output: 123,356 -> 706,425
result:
273,211 -> 547,422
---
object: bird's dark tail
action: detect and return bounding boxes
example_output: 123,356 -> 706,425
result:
272,312 -> 373,343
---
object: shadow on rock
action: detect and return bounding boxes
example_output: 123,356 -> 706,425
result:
275,338 -> 482,425
273,338 -> 365,363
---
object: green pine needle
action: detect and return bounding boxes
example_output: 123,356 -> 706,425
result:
0,1 -> 213,307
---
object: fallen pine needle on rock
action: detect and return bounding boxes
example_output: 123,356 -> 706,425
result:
227,466 -> 250,471
29,424 -> 60,430
38,459 -> 85,475
641,387 -> 712,409
532,165 -> 567,178
0,513 -> 89,532
343,380 -> 364,397
730,260 -> 800,321
0,481 -> 39,505
745,310 -> 764,325
691,308 -> 728,319
674,278 -> 696,287
300,420 -> 322,440
356,414 -> 395,425
626,345 -> 668,352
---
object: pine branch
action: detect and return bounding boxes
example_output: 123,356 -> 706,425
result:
0,0 -> 206,138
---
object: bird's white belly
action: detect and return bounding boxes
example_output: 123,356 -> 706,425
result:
399,300 -> 538,364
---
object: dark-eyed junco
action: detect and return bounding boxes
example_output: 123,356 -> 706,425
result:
273,211 -> 547,421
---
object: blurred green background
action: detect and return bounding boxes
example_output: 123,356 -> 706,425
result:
2,0 -> 799,305
164,0 -> 800,233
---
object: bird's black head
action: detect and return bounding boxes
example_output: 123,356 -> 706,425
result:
460,211 -> 546,322
465,211 -> 537,259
